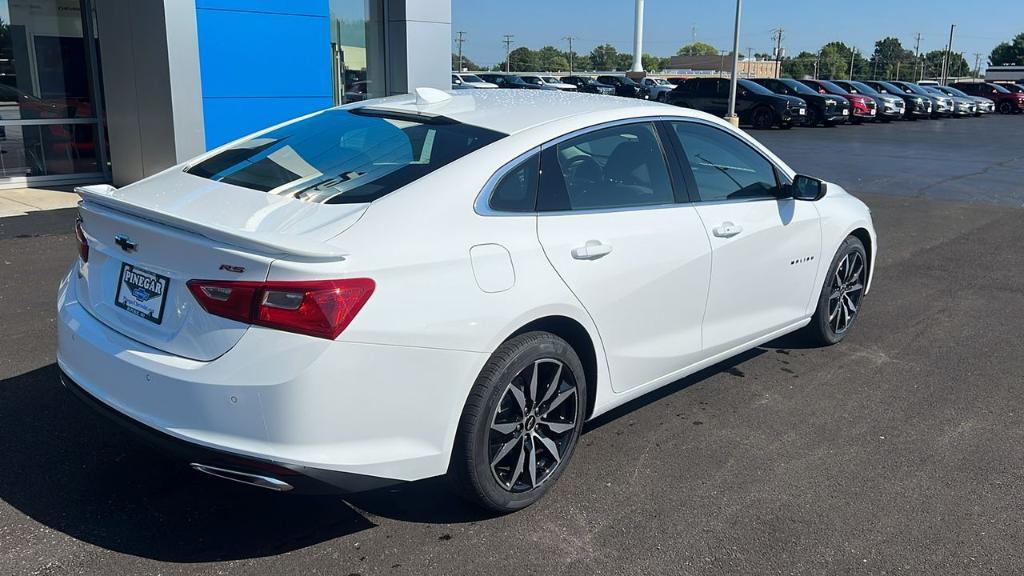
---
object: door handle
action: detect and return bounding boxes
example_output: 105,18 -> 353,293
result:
712,222 -> 743,238
571,240 -> 613,260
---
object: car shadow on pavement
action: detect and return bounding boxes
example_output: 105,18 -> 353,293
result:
0,364 -> 380,563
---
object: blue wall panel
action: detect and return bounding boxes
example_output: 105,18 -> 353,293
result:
196,1 -> 332,149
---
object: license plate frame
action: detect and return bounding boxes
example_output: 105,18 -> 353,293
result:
114,262 -> 170,325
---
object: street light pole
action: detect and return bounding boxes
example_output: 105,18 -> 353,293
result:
631,0 -> 645,72
725,0 -> 742,127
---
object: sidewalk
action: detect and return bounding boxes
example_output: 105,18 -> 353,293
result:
0,186 -> 81,218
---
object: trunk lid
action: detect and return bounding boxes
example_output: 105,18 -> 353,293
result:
74,169 -> 368,361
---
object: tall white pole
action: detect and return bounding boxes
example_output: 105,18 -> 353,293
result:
631,0 -> 644,72
725,0 -> 742,127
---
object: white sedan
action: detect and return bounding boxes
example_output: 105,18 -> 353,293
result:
58,88 -> 875,512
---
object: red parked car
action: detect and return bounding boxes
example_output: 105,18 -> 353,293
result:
949,82 -> 1024,114
799,79 -> 877,124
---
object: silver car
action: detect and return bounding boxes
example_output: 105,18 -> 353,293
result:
933,85 -> 994,115
923,86 -> 976,117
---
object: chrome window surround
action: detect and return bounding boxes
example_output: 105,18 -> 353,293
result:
474,115 -> 795,217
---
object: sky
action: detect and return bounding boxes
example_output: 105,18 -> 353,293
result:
451,0 -> 1024,68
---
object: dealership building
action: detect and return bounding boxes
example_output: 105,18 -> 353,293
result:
0,0 -> 451,189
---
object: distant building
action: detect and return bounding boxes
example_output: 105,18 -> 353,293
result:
664,54 -> 780,78
985,66 -> 1024,82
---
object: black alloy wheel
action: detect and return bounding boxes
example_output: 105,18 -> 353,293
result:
751,107 -> 775,129
803,236 -> 868,346
450,332 -> 587,513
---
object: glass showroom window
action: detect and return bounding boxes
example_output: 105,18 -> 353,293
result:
0,0 -> 106,185
330,0 -> 386,105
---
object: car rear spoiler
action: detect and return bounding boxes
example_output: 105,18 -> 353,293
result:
75,185 -> 348,261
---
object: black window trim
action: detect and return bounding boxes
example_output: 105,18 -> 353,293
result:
476,116 -> 692,216
534,119 -> 685,214
662,117 -> 792,205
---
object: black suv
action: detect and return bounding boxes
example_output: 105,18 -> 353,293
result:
560,75 -> 616,95
666,78 -> 806,129
595,75 -> 643,98
751,77 -> 849,127
477,73 -> 552,90
863,80 -> 932,119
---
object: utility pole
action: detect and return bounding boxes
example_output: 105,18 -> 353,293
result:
849,47 -> 856,80
941,24 -> 955,85
564,36 -> 576,75
815,52 -> 821,79
725,0 -> 743,127
631,0 -> 645,72
503,34 -> 514,73
914,32 -> 922,81
771,28 -> 784,78
973,52 -> 982,78
455,31 -> 466,72
691,24 -> 697,45
896,60 -> 901,80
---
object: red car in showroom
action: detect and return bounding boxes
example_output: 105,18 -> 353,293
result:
949,82 -> 1024,114
800,79 -> 877,124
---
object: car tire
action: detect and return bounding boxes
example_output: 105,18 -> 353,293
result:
656,93 -> 666,103
802,236 -> 868,346
751,107 -> 775,129
449,331 -> 587,513
998,101 -> 1013,114
806,108 -> 821,127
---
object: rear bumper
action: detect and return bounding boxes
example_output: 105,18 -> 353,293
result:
56,265 -> 487,489
60,369 -> 396,494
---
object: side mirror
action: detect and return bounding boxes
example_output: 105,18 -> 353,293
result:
787,174 -> 827,201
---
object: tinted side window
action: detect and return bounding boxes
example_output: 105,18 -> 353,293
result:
671,122 -> 780,202
488,153 -> 539,212
539,123 -> 675,211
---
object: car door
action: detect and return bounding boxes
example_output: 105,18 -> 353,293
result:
665,119 -> 822,356
536,121 -> 712,393
708,79 -> 730,116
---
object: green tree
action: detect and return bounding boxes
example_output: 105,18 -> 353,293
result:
642,54 -> 670,72
589,44 -> 620,71
780,51 -> 816,79
615,52 -> 634,71
451,52 -> 480,72
535,45 -> 569,72
676,42 -> 718,56
870,37 -> 914,81
922,50 -> 969,79
499,46 -> 539,72
990,33 -> 1024,66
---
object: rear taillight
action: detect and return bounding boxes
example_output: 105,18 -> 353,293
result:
74,218 -> 89,263
187,278 -> 374,340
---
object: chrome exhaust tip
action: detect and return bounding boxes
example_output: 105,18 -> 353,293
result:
190,463 -> 293,492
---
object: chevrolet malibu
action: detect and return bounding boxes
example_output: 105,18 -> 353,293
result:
58,88 -> 876,512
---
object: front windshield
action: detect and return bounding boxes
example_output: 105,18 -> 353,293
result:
849,81 -> 880,96
876,81 -> 902,94
652,78 -> 671,85
941,86 -> 969,97
520,76 -> 543,85
900,83 -> 931,95
923,87 -> 943,95
542,77 -> 561,84
186,108 -> 505,203
781,79 -> 818,95
739,79 -> 774,95
818,80 -> 848,94
461,74 -> 484,83
989,83 -> 1012,93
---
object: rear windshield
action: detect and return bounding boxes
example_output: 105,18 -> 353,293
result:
186,108 -> 504,204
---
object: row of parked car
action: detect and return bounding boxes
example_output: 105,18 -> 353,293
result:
452,72 -> 1024,130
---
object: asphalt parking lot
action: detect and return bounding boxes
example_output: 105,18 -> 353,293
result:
2,114 -> 1023,576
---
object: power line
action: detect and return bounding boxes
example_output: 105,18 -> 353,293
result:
455,31 -> 466,72
502,34 -> 514,73
563,35 -> 577,75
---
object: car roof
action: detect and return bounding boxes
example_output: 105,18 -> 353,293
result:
354,89 -> 678,135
